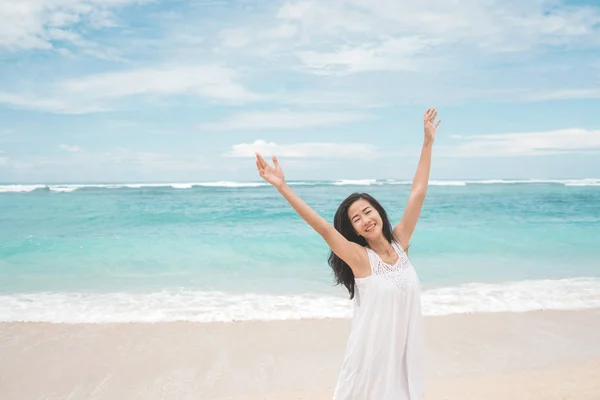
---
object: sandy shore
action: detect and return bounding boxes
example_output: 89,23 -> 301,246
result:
1,309 -> 599,399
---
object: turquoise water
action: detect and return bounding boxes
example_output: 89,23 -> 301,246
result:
1,180 -> 599,322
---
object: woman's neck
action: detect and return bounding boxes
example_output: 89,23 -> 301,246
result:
367,236 -> 393,256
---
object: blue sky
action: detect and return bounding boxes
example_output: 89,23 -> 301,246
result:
0,0 -> 599,183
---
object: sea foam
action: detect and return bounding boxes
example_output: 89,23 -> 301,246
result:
2,278 -> 598,323
2,179 -> 599,193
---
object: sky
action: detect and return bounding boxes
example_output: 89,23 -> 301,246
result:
0,0 -> 599,183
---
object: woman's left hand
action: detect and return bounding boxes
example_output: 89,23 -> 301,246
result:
424,108 -> 441,145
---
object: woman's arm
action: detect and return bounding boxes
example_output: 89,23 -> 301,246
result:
393,108 -> 441,251
256,153 -> 367,272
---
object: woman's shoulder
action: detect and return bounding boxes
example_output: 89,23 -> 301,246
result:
391,236 -> 410,254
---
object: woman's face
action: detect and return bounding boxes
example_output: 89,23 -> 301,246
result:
348,198 -> 383,239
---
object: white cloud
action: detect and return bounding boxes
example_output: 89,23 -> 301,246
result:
277,1 -> 373,36
200,110 -> 371,130
2,0 -> 599,122
0,92 -> 106,114
277,0 -> 600,51
445,128 -> 600,157
200,0 -> 600,106
280,91 -> 383,108
0,0 -> 147,55
44,27 -> 125,61
218,28 -> 250,49
220,0 -> 600,77
219,23 -> 298,49
59,144 -> 83,152
63,65 -> 257,101
513,88 -> 600,102
0,64 -> 259,113
226,139 -> 379,158
297,37 -> 436,74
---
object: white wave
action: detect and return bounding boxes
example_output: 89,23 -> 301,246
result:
104,183 -> 189,189
287,181 -> 321,186
1,278 -> 598,324
48,186 -> 78,192
470,179 -> 542,184
466,179 -> 600,186
0,291 -> 352,323
429,180 -> 467,186
333,179 -> 380,186
0,184 -> 46,193
88,182 -> 267,189
422,277 -> 600,315
2,179 -> 599,193
562,179 -> 600,187
0,182 -> 267,192
193,181 -> 267,188
423,178 -> 599,186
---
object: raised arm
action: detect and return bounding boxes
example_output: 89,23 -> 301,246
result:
392,108 -> 441,252
255,153 -> 367,274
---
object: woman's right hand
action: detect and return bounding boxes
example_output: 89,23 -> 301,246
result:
256,153 -> 286,188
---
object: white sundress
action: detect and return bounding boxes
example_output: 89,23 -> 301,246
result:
332,240 -> 425,400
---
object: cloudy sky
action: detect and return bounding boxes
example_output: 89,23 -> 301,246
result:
1,0 -> 599,183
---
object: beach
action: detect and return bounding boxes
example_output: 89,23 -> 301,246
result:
2,0 -> 600,394
2,181 -> 600,398
2,309 -> 599,399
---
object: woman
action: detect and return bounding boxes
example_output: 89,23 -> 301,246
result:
255,108 -> 441,400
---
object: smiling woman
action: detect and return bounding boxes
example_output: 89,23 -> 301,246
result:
254,108 -> 441,400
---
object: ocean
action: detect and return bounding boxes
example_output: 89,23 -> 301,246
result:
1,179 -> 599,323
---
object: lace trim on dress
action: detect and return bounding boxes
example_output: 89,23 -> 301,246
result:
366,241 -> 412,290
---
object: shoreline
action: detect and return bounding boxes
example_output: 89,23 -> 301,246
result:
3,275 -> 599,324
2,309 -> 599,399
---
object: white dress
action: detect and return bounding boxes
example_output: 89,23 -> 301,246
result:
332,240 -> 425,400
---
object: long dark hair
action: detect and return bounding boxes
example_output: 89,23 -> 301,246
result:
327,192 -> 394,299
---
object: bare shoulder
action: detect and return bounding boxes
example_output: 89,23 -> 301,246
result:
392,230 -> 410,254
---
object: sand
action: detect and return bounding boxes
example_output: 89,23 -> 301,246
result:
1,309 -> 599,399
